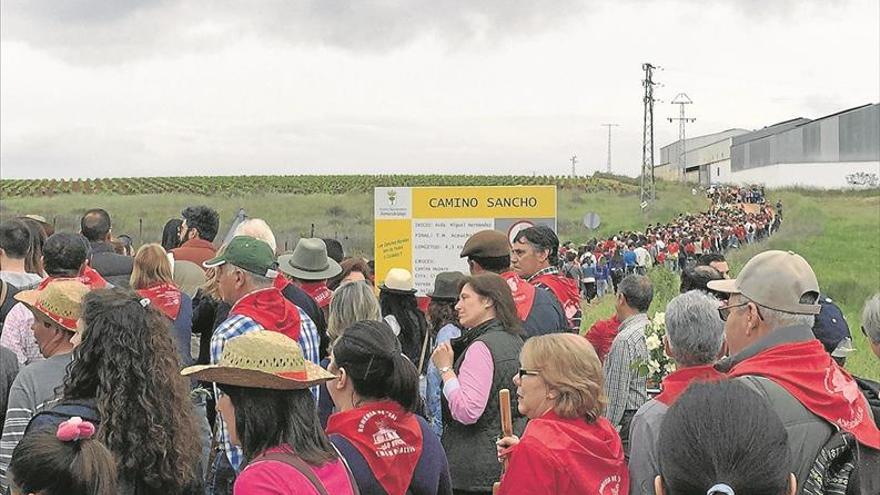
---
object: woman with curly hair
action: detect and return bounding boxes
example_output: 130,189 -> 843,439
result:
47,288 -> 202,494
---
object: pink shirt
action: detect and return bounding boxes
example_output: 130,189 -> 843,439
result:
234,447 -> 356,495
442,341 -> 494,425
0,303 -> 44,366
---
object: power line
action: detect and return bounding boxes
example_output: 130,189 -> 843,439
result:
668,93 -> 696,181
601,124 -> 619,174
640,63 -> 659,205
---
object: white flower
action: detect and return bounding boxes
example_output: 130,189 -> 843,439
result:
645,334 -> 662,351
652,312 -> 666,328
666,361 -> 677,373
647,359 -> 661,375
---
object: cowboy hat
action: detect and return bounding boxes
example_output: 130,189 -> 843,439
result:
277,238 -> 342,281
181,331 -> 336,390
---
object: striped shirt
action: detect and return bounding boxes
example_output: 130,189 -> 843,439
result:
0,303 -> 45,366
211,307 -> 319,472
602,313 -> 650,429
0,353 -> 72,490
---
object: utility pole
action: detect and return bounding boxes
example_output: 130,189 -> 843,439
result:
570,155 -> 578,177
640,63 -> 659,205
601,124 -> 619,174
668,93 -> 695,182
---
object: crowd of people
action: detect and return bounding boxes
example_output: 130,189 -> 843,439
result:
0,199 -> 877,495
557,186 -> 779,302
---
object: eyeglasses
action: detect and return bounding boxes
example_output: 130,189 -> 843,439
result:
718,301 -> 763,321
717,301 -> 748,321
518,368 -> 540,379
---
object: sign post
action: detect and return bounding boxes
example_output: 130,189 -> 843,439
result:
374,185 -> 557,294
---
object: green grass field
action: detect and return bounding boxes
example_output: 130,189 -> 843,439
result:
1,180 -> 877,377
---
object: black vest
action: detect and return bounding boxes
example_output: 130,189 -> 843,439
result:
441,319 -> 526,492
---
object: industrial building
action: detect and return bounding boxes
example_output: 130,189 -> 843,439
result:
655,103 -> 880,188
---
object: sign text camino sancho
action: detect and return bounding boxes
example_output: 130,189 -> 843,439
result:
375,185 -> 557,294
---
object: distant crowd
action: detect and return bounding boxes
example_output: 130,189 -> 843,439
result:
0,194 -> 877,495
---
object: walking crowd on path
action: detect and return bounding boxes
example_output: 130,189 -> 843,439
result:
0,192 -> 877,495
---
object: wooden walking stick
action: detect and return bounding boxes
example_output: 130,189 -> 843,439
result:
493,388 -> 513,495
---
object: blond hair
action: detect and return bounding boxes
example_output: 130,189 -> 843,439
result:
521,333 -> 607,421
327,281 -> 381,343
130,244 -> 173,289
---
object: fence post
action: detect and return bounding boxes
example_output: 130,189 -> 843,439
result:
310,224 -> 315,238
139,218 -> 143,246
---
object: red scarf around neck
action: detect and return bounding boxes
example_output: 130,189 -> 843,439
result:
729,339 -> 880,449
230,288 -> 302,341
300,281 -> 333,309
500,271 -> 536,321
273,275 -> 291,291
655,364 -> 724,406
136,283 -> 181,320
532,273 -> 581,328
38,267 -> 108,291
326,400 -> 423,495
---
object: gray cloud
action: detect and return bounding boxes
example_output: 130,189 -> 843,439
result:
1,1 -> 591,65
2,0 -> 843,65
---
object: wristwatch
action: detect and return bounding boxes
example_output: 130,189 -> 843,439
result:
438,366 -> 453,375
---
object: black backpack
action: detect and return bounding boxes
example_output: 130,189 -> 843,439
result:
24,399 -> 101,436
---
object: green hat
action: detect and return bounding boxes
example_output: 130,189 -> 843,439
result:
203,236 -> 278,278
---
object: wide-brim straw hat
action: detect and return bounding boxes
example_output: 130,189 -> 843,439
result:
181,330 -> 336,390
278,238 -> 342,281
14,279 -> 90,332
379,267 -> 417,295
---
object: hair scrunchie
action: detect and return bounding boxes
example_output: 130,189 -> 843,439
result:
56,416 -> 96,442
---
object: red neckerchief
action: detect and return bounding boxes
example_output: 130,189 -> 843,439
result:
532,273 -> 581,328
273,275 -> 291,291
729,340 -> 880,449
230,288 -> 302,341
326,400 -> 423,495
655,365 -> 724,406
136,283 -> 181,320
78,266 -> 109,288
300,281 -> 332,309
500,271 -> 536,321
37,268 -> 107,291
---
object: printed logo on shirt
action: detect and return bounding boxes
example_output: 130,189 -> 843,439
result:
823,366 -> 865,430
599,475 -> 622,495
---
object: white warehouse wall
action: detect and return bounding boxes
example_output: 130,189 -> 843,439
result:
728,161 -> 880,188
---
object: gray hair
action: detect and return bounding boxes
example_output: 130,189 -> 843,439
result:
328,281 -> 381,342
665,291 -> 725,366
862,293 -> 880,344
750,292 -> 817,330
234,218 -> 277,253
619,274 -> 654,313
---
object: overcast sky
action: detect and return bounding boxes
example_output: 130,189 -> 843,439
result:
1,0 -> 878,180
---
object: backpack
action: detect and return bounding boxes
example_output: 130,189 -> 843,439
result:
24,399 -> 101,436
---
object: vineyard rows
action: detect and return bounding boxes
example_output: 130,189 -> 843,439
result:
0,174 -> 639,198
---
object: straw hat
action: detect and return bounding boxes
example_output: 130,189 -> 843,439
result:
380,268 -> 417,295
181,331 -> 336,390
14,279 -> 90,332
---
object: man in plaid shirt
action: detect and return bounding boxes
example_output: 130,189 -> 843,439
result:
202,236 -> 320,494
602,274 -> 653,459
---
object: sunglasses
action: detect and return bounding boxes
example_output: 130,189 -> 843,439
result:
518,368 -> 540,379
